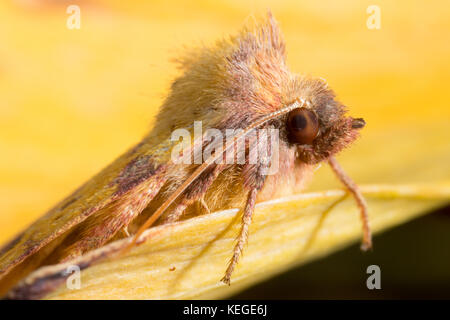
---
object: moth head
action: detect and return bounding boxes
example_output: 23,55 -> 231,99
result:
284,81 -> 365,164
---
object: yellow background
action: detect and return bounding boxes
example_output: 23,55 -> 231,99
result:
0,0 -> 449,245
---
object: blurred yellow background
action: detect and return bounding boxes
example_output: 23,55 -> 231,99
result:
0,0 -> 449,247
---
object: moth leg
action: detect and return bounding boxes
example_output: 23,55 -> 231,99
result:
122,225 -> 131,237
162,164 -> 225,223
221,188 -> 258,285
328,156 -> 372,250
165,200 -> 190,223
165,195 -> 211,223
220,131 -> 272,284
198,196 -> 211,215
222,156 -> 269,285
165,194 -> 211,223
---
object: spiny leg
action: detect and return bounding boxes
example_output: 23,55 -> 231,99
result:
162,164 -> 225,224
221,133 -> 272,284
221,188 -> 258,285
164,200 -> 190,223
328,156 -> 372,250
122,225 -> 131,237
198,196 -> 211,214
164,195 -> 211,224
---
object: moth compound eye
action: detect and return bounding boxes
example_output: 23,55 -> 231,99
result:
287,108 -> 319,145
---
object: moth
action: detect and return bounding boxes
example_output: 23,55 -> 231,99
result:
0,12 -> 371,298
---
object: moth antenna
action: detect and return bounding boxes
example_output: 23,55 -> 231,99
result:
124,100 -> 304,253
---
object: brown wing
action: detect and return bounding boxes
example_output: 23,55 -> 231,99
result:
0,136 -> 173,284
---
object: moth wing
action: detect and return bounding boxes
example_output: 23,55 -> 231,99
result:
0,138 -> 173,281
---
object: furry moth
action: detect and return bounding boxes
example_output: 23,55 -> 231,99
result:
0,12 -> 371,297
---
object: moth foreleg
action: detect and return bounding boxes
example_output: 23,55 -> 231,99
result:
221,188 -> 258,285
221,136 -> 271,285
328,156 -> 372,250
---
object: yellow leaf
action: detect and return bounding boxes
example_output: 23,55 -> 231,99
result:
7,183 -> 448,299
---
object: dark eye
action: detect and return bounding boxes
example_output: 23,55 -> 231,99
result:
287,108 -> 319,145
